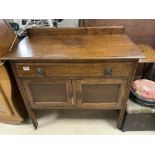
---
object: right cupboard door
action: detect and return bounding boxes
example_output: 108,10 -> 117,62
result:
76,79 -> 126,109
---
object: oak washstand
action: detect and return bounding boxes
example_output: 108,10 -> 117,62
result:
2,27 -> 144,129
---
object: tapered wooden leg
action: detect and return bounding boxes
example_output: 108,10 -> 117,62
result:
22,99 -> 38,129
116,62 -> 138,129
116,106 -> 127,129
22,100 -> 38,129
28,109 -> 38,130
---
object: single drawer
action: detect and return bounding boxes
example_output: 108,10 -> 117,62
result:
16,62 -> 134,78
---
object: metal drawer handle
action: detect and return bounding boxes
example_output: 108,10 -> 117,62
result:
104,67 -> 112,77
36,68 -> 44,77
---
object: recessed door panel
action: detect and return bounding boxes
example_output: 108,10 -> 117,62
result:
76,79 -> 126,109
22,79 -> 73,108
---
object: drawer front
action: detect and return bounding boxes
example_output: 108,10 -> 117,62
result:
16,62 -> 133,78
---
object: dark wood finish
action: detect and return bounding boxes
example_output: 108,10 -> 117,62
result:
3,27 -> 143,61
10,62 -> 38,129
3,27 -> 143,129
22,79 -> 73,108
27,26 -> 125,36
117,61 -> 138,128
76,78 -> 126,109
16,62 -> 134,78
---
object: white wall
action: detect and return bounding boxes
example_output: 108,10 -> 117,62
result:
58,19 -> 79,27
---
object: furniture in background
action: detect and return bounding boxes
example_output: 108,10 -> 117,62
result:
2,27 -> 143,129
0,19 -> 26,124
122,100 -> 155,131
80,19 -> 155,48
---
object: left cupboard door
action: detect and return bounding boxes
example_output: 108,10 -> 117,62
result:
22,79 -> 73,108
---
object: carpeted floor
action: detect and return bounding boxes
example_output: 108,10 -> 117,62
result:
0,109 -> 155,135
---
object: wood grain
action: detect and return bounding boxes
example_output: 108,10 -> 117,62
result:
5,27 -> 142,129
3,27 -> 144,61
27,26 -> 125,36
16,62 -> 134,78
22,79 -> 73,107
76,78 -> 126,109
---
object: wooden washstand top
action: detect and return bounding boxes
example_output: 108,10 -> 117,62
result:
3,27 -> 144,62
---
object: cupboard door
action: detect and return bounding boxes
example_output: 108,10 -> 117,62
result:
76,79 -> 126,109
0,86 -> 12,116
22,79 -> 73,108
